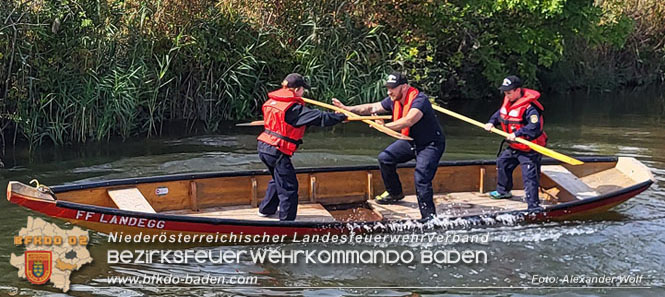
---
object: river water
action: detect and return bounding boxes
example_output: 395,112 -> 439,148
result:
0,90 -> 663,296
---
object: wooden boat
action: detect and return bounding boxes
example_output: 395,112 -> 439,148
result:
7,156 -> 654,237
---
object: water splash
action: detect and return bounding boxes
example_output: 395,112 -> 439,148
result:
345,212 -> 526,234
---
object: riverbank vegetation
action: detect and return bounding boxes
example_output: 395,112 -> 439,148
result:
0,0 -> 663,148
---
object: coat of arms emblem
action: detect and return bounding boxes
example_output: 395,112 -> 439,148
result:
25,251 -> 52,284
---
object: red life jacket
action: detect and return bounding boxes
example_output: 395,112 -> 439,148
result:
499,88 -> 547,152
257,88 -> 306,156
392,87 -> 419,136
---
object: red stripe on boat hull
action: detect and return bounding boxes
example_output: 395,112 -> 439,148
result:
9,193 -> 339,237
8,183 -> 651,236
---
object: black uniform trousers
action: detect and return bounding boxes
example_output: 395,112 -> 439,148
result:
378,139 -> 445,219
258,150 -> 299,221
496,147 -> 542,209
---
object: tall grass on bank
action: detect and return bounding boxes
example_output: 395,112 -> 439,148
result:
290,12 -> 394,105
0,1 -> 279,149
0,0 -> 399,149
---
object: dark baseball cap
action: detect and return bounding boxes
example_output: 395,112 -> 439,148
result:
282,73 -> 310,89
384,71 -> 408,88
498,75 -> 522,91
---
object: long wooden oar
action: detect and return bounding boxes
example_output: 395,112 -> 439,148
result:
431,104 -> 583,165
236,115 -> 392,127
236,121 -> 265,127
302,98 -> 413,141
351,115 -> 393,120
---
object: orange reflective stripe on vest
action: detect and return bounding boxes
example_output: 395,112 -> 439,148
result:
392,87 -> 419,136
499,88 -> 547,152
257,88 -> 306,156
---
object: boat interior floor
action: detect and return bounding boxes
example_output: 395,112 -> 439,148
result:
369,190 -> 558,221
162,190 -> 557,223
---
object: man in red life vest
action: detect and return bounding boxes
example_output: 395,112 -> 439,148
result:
333,72 -> 445,219
257,73 -> 347,221
484,75 -> 547,211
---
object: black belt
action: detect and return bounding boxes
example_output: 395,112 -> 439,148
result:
264,129 -> 303,146
499,119 -> 523,125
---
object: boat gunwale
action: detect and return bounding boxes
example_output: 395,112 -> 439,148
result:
9,156 -> 654,230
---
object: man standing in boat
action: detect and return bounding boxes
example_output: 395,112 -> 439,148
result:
332,72 -> 445,219
484,75 -> 547,211
257,73 -> 347,221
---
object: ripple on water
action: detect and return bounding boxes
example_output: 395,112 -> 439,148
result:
69,152 -> 264,183
163,135 -> 240,148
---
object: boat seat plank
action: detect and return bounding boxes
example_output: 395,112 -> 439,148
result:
166,203 -> 336,222
542,165 -> 598,199
108,188 -> 156,213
